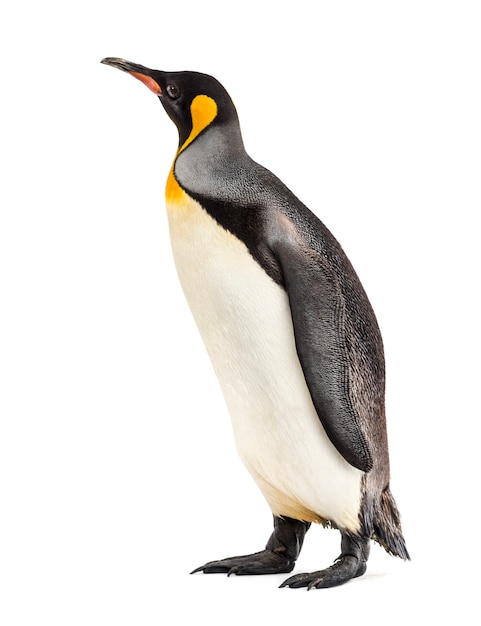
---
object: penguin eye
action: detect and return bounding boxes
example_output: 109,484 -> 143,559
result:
166,83 -> 180,100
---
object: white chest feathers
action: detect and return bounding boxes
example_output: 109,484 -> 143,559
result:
166,195 -> 363,532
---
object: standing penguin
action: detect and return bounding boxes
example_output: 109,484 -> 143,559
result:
101,57 -> 409,589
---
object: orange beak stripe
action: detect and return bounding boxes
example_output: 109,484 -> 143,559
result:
130,72 -> 162,95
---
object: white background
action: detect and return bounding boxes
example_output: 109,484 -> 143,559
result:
1,1 -> 479,624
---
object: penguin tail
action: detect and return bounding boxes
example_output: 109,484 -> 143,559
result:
372,487 -> 410,560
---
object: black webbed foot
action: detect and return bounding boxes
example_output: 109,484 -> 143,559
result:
191,549 -> 295,576
280,533 -> 370,590
191,515 -> 310,577
280,554 -> 366,589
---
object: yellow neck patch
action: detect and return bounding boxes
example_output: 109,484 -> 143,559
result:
166,94 -> 218,204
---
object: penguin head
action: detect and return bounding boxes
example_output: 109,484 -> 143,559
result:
101,58 -> 239,149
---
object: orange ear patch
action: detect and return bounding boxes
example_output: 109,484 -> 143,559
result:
165,95 -> 218,205
180,95 -> 218,153
130,72 -> 162,95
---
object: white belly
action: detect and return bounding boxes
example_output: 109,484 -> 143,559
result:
166,195 -> 362,532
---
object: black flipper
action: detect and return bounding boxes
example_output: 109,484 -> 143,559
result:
274,235 -> 374,472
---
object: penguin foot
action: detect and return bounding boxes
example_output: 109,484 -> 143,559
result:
279,554 -> 366,589
191,549 -> 295,576
280,533 -> 370,590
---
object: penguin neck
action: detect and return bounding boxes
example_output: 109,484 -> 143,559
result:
169,120 -> 248,203
181,118 -> 245,160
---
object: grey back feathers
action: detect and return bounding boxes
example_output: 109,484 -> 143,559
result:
175,121 -> 383,473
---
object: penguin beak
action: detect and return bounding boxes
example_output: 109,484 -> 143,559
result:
101,57 -> 162,96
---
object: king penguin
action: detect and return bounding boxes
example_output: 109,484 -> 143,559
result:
101,57 -> 409,589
